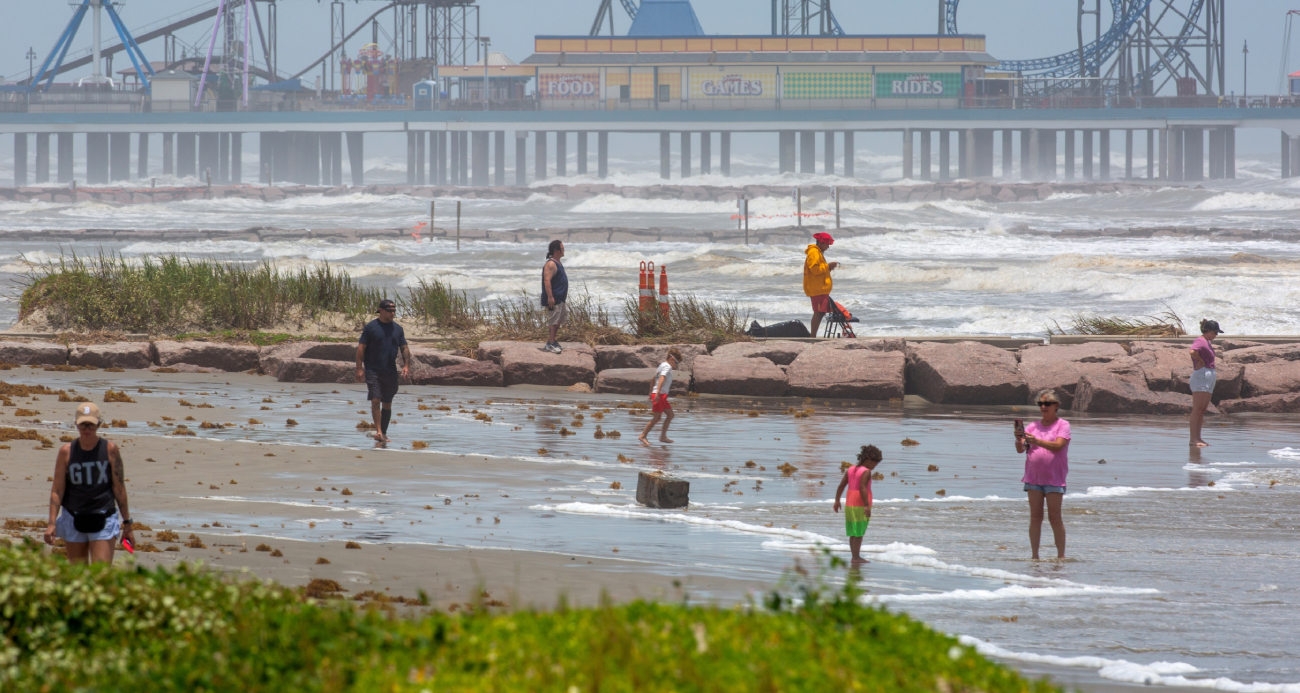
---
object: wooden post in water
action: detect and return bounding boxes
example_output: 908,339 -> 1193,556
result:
456,200 -> 461,250
833,186 -> 840,229
744,198 -> 749,246
796,187 -> 802,227
430,200 -> 435,240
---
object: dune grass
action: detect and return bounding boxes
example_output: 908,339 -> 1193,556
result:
1048,304 -> 1187,337
17,252 -> 382,334
0,539 -> 1056,693
17,253 -> 751,347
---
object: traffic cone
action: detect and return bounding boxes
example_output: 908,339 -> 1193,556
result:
658,266 -> 670,323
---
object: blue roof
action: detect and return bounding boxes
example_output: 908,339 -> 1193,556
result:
628,0 -> 705,37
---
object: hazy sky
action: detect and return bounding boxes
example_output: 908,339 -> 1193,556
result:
1,0 -> 1294,96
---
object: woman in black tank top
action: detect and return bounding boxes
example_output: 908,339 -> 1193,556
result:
44,403 -> 134,564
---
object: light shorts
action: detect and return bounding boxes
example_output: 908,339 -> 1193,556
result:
1024,483 -> 1066,495
544,301 -> 569,327
55,510 -> 121,544
1190,367 -> 1217,393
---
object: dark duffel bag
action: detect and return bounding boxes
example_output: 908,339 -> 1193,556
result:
746,320 -> 811,338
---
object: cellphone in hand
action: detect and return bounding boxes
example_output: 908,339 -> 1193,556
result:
1014,419 -> 1024,437
122,538 -> 134,554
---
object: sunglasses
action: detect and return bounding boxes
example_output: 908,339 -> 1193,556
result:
1037,401 -> 1058,407
379,306 -> 395,313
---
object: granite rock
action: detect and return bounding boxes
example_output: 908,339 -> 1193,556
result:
906,341 -> 1027,405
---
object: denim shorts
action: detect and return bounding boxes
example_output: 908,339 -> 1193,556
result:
55,511 -> 121,543
1190,367 -> 1216,393
1024,483 -> 1066,494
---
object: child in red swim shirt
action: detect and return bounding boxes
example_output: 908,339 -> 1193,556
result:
638,348 -> 682,446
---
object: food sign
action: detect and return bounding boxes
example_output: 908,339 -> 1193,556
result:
539,73 -> 599,99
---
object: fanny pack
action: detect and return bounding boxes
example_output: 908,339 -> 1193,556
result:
71,511 -> 111,534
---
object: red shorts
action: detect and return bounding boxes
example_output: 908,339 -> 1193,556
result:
650,393 -> 672,413
810,294 -> 831,313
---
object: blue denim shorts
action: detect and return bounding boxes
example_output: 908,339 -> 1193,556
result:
1024,483 -> 1066,494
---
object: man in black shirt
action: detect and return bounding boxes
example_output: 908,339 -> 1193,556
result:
356,299 -> 413,447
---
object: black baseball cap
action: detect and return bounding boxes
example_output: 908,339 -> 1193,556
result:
1202,319 -> 1223,334
376,299 -> 396,313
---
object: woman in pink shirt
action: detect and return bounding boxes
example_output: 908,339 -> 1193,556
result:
1188,319 -> 1222,448
1015,389 -> 1071,560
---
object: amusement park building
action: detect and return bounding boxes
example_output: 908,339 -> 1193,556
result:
521,34 -> 998,111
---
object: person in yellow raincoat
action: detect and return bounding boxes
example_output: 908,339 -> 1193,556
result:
804,232 -> 838,335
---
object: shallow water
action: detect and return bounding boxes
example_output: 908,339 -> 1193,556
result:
13,369 -> 1300,691
5,154 -> 1300,335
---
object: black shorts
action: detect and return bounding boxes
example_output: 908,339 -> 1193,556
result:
365,369 -> 399,404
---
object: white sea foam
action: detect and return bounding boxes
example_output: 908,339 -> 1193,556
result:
530,502 -> 1133,589
1268,447 -> 1300,461
961,636 -> 1300,693
1191,192 -> 1300,212
1069,484 -> 1234,498
869,584 -> 1158,603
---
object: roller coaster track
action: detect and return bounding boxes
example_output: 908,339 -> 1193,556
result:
944,0 -> 1206,90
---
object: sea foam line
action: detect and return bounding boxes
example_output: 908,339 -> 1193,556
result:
866,584 -> 1157,604
960,636 -> 1300,693
535,502 -> 1143,589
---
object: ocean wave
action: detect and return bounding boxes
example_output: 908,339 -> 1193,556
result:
1268,447 -> 1300,461
869,584 -> 1158,603
960,636 -> 1300,693
570,194 -> 738,215
1191,192 -> 1300,212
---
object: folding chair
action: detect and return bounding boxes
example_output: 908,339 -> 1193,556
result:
821,298 -> 859,339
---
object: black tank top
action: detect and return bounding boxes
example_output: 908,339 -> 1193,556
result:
63,438 -> 116,515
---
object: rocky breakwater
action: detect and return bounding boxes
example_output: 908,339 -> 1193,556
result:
4,336 -> 1300,416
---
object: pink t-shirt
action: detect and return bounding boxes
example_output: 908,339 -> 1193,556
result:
1021,418 -> 1071,488
1190,336 -> 1215,370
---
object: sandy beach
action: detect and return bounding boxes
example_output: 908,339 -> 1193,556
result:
1,368 -> 771,609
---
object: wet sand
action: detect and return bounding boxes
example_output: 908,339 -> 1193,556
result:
0,373 -> 769,608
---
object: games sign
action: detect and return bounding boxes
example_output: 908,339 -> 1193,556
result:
539,72 -> 599,98
690,72 -> 775,98
876,72 -> 960,98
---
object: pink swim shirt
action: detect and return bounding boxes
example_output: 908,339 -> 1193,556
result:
1190,336 -> 1215,370
1022,418 -> 1072,488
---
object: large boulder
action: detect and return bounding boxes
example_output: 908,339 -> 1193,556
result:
410,347 -> 476,369
276,358 -> 355,384
298,342 -> 357,361
710,341 -> 810,366
477,340 -> 593,365
1223,344 -> 1300,365
1073,373 -> 1207,415
1241,360 -> 1300,398
69,342 -> 153,370
154,341 -> 259,373
1218,393 -> 1300,415
785,342 -> 906,401
260,341 -> 328,379
594,344 -> 708,371
692,355 -> 788,396
594,367 -> 690,396
1172,362 -> 1244,402
497,344 -> 596,387
905,342 -> 1026,405
0,340 -> 68,366
1018,343 -> 1145,408
413,361 -> 503,388
1130,343 -> 1194,391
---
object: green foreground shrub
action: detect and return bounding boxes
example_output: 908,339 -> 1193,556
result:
0,542 -> 1054,693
